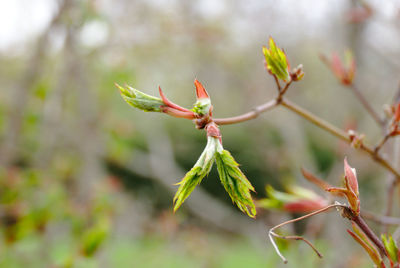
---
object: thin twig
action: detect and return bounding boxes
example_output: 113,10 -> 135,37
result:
213,99 -> 278,125
349,84 -> 385,127
374,133 -> 391,154
269,203 -> 345,263
319,53 -> 384,127
361,209 -> 400,226
278,80 -> 293,99
273,75 -> 282,92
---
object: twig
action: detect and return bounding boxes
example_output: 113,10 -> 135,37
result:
320,53 -> 384,127
278,80 -> 293,100
213,99 -> 278,125
214,95 -> 400,180
374,133 -> 391,154
349,84 -> 385,127
361,209 -> 400,226
352,214 -> 387,257
269,203 -> 345,264
279,98 -> 400,180
273,75 -> 282,92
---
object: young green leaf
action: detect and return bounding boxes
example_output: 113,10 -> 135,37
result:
382,234 -> 399,263
215,149 -> 256,218
116,83 -> 165,112
263,37 -> 290,82
192,98 -> 212,116
173,137 -> 218,212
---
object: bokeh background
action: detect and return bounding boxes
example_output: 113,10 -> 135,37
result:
1,0 -> 400,267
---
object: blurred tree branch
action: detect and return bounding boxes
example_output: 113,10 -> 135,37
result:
0,0 -> 71,166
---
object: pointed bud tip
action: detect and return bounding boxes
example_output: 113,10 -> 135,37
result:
194,79 -> 209,99
115,83 -> 123,91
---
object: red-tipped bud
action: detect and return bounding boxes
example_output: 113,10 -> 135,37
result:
194,79 -> 209,99
331,53 -> 345,81
325,158 -> 360,215
192,79 -> 212,117
328,51 -> 356,86
344,158 -> 359,196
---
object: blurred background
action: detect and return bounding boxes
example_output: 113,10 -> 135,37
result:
0,0 -> 400,267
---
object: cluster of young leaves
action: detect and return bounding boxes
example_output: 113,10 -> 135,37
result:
119,81 -> 256,218
174,136 -> 256,217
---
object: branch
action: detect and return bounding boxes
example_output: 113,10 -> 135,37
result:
320,53 -> 384,127
213,99 -> 278,125
352,214 -> 387,257
279,98 -> 400,181
374,133 -> 391,154
214,95 -> 400,180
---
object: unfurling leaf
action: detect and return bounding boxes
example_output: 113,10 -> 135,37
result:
259,184 -> 328,213
117,84 -> 164,112
263,37 -> 290,82
382,234 -> 399,263
215,149 -> 256,218
173,137 -> 218,212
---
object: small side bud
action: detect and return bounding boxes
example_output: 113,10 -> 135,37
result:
348,130 -> 365,149
328,50 -> 356,86
290,64 -> 305,81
